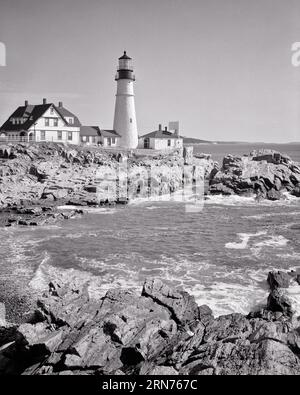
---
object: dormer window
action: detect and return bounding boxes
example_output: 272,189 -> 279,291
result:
68,117 -> 74,125
50,107 -> 54,114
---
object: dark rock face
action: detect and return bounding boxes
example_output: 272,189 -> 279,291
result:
0,274 -> 300,375
209,149 -> 300,200
267,271 -> 291,290
267,289 -> 294,317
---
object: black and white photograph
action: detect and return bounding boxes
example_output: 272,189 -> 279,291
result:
0,0 -> 300,380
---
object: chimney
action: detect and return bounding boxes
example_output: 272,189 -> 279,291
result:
58,101 -> 63,108
42,98 -> 47,104
24,100 -> 28,106
158,124 -> 162,131
165,126 -> 168,131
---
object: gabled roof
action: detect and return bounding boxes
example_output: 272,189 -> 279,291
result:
0,104 -> 52,131
140,129 -> 181,140
80,126 -> 100,136
100,129 -> 120,137
55,106 -> 81,127
0,103 -> 81,132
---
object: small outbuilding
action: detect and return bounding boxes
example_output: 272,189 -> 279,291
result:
80,126 -> 121,147
139,124 -> 183,150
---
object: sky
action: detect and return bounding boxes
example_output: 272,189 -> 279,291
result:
0,0 -> 299,142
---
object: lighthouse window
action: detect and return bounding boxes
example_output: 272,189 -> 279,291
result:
167,139 -> 171,147
130,118 -> 132,123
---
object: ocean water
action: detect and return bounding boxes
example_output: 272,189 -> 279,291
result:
0,143 -> 300,318
193,143 -> 300,164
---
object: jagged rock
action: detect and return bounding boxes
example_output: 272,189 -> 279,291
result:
209,149 -> 300,200
180,338 -> 300,375
142,279 -> 199,326
198,304 -> 214,325
1,273 -> 300,375
267,271 -> 291,290
203,313 -> 252,343
267,289 -> 294,317
17,323 -> 64,353
0,142 -> 214,215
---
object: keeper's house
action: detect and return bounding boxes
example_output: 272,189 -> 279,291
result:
0,99 -> 81,144
139,124 -> 183,150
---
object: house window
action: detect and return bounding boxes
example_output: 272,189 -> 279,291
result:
50,107 -> 54,114
45,118 -> 49,126
68,118 -> 74,125
53,118 -> 58,127
107,137 -> 112,146
68,131 -> 72,141
82,136 -> 87,142
111,137 -> 116,145
167,139 -> 171,147
41,131 -> 46,140
92,136 -> 96,144
57,131 -> 62,140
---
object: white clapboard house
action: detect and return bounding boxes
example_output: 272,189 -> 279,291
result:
0,99 -> 81,144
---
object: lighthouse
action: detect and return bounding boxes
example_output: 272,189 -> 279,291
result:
113,51 -> 138,149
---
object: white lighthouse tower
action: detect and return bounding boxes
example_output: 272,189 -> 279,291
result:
113,51 -> 138,149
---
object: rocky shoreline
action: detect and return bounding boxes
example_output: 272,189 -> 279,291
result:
0,143 -> 215,227
1,143 -> 300,228
0,269 -> 300,375
209,149 -> 300,200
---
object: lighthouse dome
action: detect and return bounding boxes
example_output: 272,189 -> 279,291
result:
119,51 -> 132,60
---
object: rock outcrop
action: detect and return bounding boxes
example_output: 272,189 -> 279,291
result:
0,143 -> 215,226
209,149 -> 300,200
0,269 -> 300,375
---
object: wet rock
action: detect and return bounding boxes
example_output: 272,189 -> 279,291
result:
267,289 -> 294,317
267,271 -> 291,290
209,183 -> 235,196
266,189 -> 282,201
291,186 -> 300,197
198,304 -> 214,325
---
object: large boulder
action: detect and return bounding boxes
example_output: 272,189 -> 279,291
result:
208,150 -> 300,200
267,271 -> 291,290
142,279 -> 199,326
267,289 -> 294,317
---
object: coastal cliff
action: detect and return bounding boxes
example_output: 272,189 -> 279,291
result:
0,143 -> 216,226
0,270 -> 300,375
